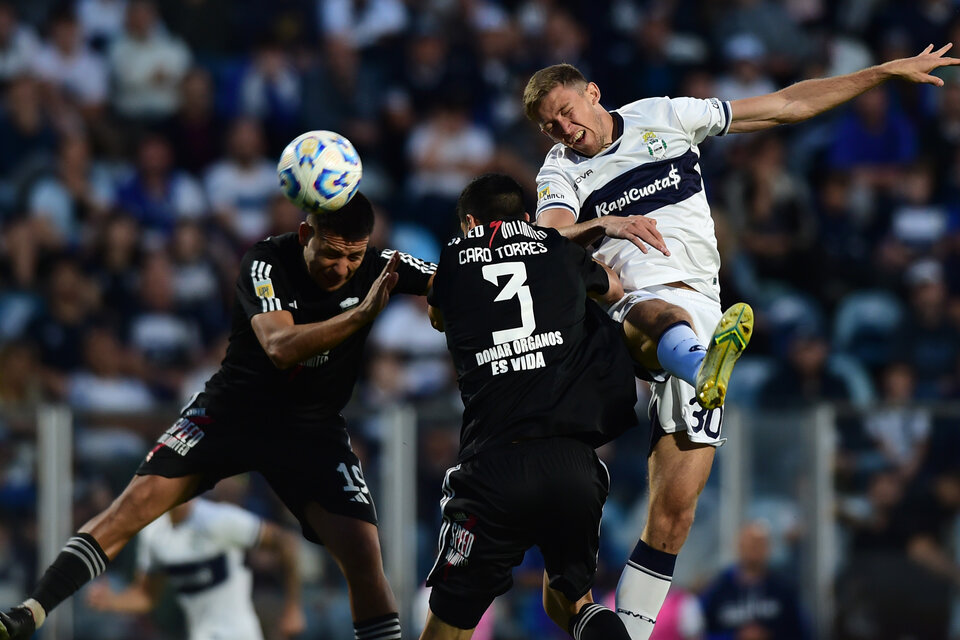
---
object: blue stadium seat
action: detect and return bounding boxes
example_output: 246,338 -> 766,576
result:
832,290 -> 904,367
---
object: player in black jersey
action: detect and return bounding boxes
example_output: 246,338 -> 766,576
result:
0,193 -> 433,640
419,174 -> 638,640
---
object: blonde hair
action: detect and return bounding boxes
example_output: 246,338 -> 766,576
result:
522,64 -> 587,122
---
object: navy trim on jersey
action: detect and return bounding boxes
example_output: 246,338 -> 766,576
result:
164,553 -> 229,594
611,111 -> 624,142
579,149 -> 704,221
720,101 -> 732,136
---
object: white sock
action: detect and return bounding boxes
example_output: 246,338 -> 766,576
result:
656,322 -> 706,387
22,598 -> 46,628
615,540 -> 675,639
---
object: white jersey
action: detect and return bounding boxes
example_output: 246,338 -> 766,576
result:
137,499 -> 264,640
535,96 -> 732,301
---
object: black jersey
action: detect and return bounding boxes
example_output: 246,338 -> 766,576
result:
203,232 -> 435,423
428,220 -> 638,461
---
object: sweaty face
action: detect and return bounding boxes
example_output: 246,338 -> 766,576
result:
536,83 -> 611,157
302,227 -> 368,291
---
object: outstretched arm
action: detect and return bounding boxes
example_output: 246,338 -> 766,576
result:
85,572 -> 163,614
258,523 -> 305,639
729,43 -> 960,133
252,253 -> 400,369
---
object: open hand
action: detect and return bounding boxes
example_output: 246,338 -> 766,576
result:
888,43 -> 960,86
356,252 -> 400,323
600,215 -> 670,256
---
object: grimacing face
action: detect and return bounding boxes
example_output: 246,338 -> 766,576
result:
535,82 -> 611,157
299,222 -> 368,291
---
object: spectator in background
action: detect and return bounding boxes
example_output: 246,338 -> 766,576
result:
162,67 -> 222,176
238,39 -> 300,154
876,163 -> 948,275
0,1 -> 40,84
108,0 -> 191,122
157,0 -> 234,62
714,0 -> 812,78
77,0 -> 127,52
204,117 -> 277,246
700,521 -> 809,640
828,87 -> 918,189
862,362 -> 930,480
26,256 -> 101,388
300,37 -> 383,154
757,324 -> 856,409
64,325 -> 154,413
319,0 -> 408,51
0,75 -> 58,185
25,134 -> 114,249
722,133 -> 815,292
85,214 -> 142,324
125,252 -> 202,400
714,34 -> 776,103
892,259 -> 960,398
648,589 -> 705,640
405,95 -> 494,243
0,342 -> 42,423
168,220 -> 227,342
116,132 -> 206,247
33,7 -> 108,119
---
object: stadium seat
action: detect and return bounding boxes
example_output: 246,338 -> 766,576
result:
832,290 -> 904,367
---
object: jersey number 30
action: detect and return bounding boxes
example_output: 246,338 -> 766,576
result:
482,262 -> 535,345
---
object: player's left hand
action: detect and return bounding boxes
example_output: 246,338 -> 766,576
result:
886,43 -> 960,86
356,252 -> 400,323
279,601 -> 306,638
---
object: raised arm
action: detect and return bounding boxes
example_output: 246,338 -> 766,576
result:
729,43 -> 960,134
252,254 -> 399,369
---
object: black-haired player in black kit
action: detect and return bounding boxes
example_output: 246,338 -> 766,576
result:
420,174 -> 639,640
0,193 -> 433,640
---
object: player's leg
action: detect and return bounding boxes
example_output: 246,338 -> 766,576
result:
543,583 -> 631,640
263,435 -> 402,640
0,473 -> 200,640
419,609 -> 475,640
616,433 -> 715,640
300,502 -> 402,640
618,292 -> 753,409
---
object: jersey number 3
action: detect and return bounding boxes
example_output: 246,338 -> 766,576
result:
482,262 -> 535,345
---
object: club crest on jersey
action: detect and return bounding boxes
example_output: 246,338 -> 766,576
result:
642,131 -> 668,159
254,279 -> 274,299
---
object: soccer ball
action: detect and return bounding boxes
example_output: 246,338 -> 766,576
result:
277,130 -> 363,212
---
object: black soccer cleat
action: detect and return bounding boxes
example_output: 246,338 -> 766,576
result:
0,607 -> 36,640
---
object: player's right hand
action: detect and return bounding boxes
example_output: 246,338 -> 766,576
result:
356,252 -> 400,323
600,215 -> 670,256
85,580 -> 112,610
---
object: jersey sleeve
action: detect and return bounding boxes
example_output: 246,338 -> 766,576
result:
377,249 -> 436,296
563,238 -> 609,295
535,159 -> 579,222
236,245 -> 294,318
670,96 -> 732,144
198,501 -> 263,550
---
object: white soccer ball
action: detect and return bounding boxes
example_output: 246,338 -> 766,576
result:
277,130 -> 363,212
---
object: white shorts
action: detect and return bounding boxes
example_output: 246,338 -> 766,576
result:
608,285 -> 726,447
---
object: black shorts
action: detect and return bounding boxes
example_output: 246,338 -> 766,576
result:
136,393 -> 377,544
426,437 -> 609,629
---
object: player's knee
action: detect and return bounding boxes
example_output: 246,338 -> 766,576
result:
108,481 -> 172,534
648,499 -> 697,540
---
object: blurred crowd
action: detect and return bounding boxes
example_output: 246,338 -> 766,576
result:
0,0 -> 958,638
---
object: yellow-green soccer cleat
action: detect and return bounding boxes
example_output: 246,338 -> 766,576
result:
696,302 -> 754,410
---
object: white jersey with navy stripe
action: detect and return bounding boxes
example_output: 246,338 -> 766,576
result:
535,96 -> 732,301
137,499 -> 264,640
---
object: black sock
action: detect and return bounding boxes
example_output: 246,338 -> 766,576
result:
29,533 -> 108,614
354,612 -> 401,640
568,603 -> 632,640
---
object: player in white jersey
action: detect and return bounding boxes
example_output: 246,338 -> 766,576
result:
86,498 -> 304,640
524,45 -> 960,639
